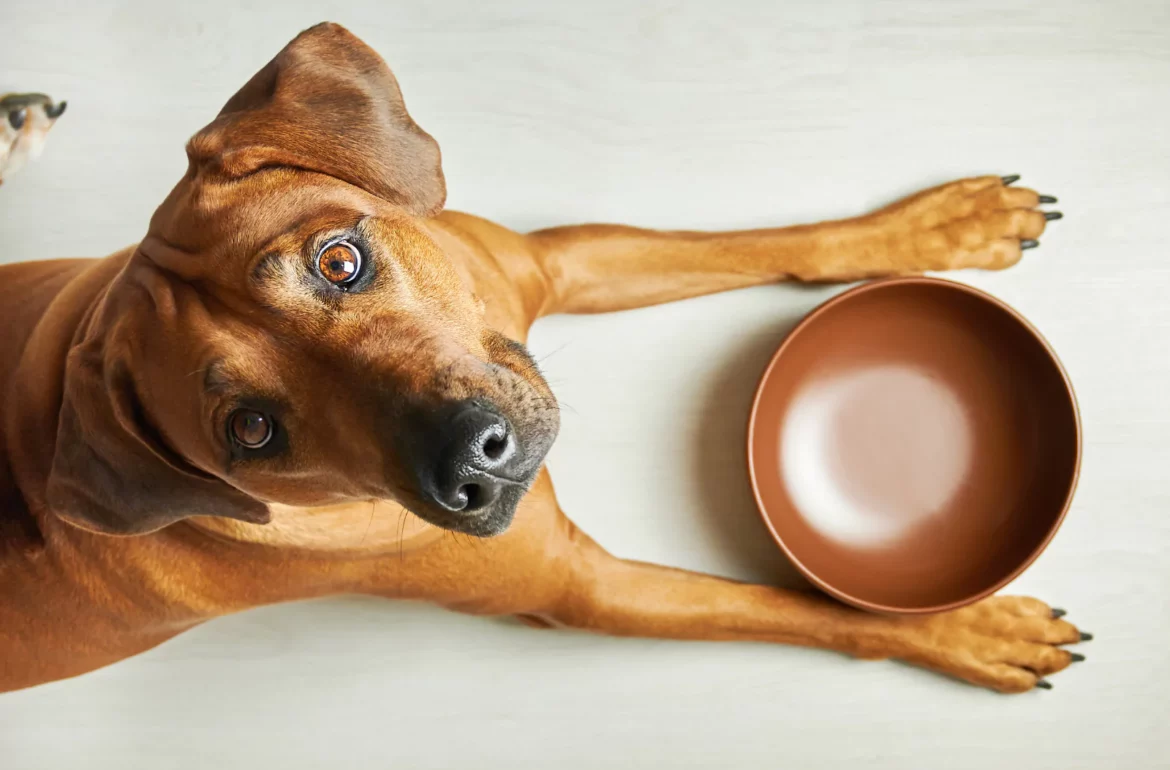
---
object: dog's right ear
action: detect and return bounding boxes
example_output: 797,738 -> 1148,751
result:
185,22 -> 445,217
45,339 -> 269,536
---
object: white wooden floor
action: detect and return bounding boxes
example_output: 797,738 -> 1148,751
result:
2,1 -> 1168,768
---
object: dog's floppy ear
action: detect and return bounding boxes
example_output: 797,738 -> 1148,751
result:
45,341 -> 269,536
188,22 -> 445,216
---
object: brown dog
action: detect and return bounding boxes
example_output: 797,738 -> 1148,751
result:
0,23 -> 1086,695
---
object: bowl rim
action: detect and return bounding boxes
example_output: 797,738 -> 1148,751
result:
745,276 -> 1082,615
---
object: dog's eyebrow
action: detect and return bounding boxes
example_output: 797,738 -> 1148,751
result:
202,359 -> 233,394
251,252 -> 282,286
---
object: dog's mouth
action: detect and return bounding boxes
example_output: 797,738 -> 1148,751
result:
407,478 -> 534,537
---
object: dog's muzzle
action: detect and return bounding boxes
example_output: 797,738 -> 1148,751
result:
401,399 -> 547,536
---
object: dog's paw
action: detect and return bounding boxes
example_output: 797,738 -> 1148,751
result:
888,596 -> 1089,693
864,175 -> 1061,274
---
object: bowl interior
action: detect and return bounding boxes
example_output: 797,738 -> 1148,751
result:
748,279 -> 1079,613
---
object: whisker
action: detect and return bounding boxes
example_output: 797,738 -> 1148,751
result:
533,341 -> 572,365
359,500 -> 375,545
397,504 -> 409,563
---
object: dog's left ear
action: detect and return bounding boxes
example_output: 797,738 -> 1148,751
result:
187,22 -> 445,216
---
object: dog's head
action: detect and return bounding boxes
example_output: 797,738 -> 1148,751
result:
45,23 -> 559,539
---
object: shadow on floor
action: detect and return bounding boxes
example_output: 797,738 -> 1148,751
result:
688,305 -> 815,590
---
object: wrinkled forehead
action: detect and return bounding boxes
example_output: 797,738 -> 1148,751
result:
134,163 -> 478,368
143,168 -> 395,281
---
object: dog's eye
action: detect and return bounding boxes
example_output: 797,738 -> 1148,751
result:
228,409 -> 274,449
316,240 -> 363,286
8,108 -> 26,131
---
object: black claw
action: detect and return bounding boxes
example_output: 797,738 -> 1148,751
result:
1045,211 -> 1064,221
1039,195 -> 1058,204
1001,174 -> 1021,185
1051,608 -> 1067,619
1036,680 -> 1053,690
1080,631 -> 1094,642
1070,652 -> 1086,663
1020,239 -> 1040,250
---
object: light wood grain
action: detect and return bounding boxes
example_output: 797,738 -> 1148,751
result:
1,1 -> 1167,767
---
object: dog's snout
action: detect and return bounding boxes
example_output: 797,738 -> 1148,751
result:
425,404 -> 524,513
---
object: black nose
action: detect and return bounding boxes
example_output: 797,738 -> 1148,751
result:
424,404 -> 523,512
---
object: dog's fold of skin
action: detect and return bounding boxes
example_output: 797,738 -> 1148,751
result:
0,23 -> 1084,695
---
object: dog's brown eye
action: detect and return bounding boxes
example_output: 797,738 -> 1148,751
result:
317,240 -> 362,285
229,409 -> 273,449
8,108 -> 26,131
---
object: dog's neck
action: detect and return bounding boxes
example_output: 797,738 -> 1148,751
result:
189,500 -> 443,555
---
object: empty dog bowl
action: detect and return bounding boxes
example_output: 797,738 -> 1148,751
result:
747,278 -> 1080,614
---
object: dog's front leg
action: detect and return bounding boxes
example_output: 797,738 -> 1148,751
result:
532,528 -> 1087,693
526,175 -> 1057,315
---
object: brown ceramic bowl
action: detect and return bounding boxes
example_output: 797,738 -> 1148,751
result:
747,278 -> 1080,614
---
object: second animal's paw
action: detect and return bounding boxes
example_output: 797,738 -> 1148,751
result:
0,93 -> 67,185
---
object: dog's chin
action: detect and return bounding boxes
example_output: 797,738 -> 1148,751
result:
411,482 -> 528,538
